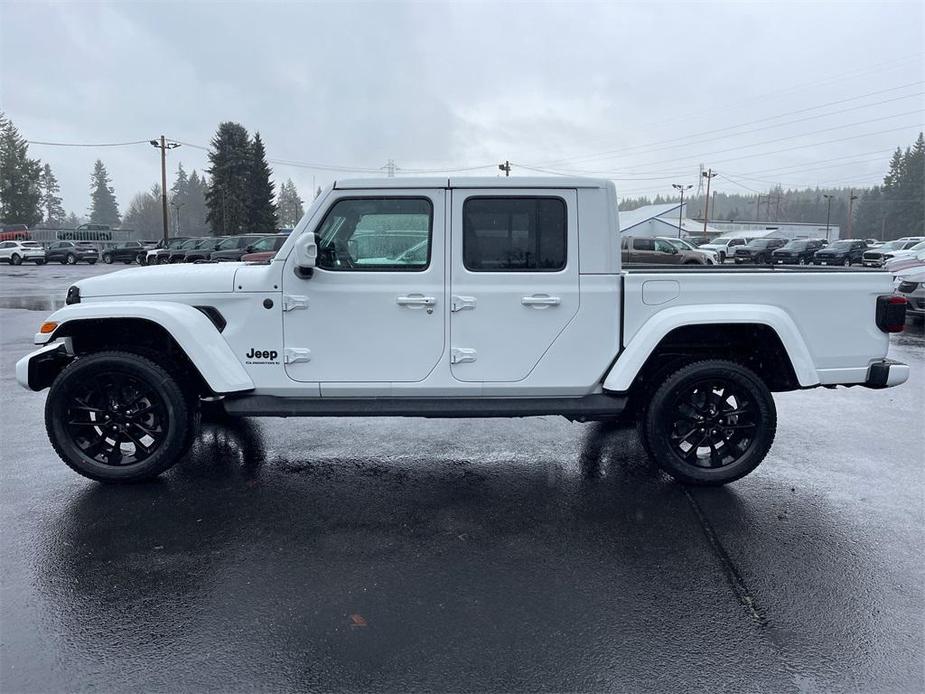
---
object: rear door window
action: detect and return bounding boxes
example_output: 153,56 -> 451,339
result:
462,197 -> 566,271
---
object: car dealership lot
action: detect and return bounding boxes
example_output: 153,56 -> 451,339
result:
0,265 -> 922,692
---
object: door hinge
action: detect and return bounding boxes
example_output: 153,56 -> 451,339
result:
283,295 -> 309,312
284,347 -> 312,364
450,295 -> 477,313
450,347 -> 477,364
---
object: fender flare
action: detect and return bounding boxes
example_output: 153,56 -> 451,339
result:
35,301 -> 254,393
602,304 -> 819,392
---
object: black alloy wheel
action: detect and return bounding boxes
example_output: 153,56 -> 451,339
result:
642,359 -> 776,485
45,351 -> 194,482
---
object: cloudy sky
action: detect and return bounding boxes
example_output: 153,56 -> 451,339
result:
2,0 -> 923,215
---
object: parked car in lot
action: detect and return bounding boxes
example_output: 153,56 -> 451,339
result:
102,241 -> 157,264
885,245 -> 925,274
895,266 -> 925,321
210,234 -> 265,262
183,237 -> 228,263
17,177 -> 910,488
165,237 -> 206,263
143,237 -> 189,265
621,236 -> 707,264
0,240 -> 45,265
698,235 -> 750,263
45,241 -> 99,264
659,237 -> 717,264
813,239 -> 868,266
861,237 -> 925,267
240,234 -> 289,262
771,238 -> 826,265
733,238 -> 788,264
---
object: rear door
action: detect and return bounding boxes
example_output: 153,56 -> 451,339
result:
449,189 -> 579,382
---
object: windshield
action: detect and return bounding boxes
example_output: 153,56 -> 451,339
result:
910,241 -> 925,251
878,240 -> 906,251
782,241 -> 807,250
830,241 -> 854,250
748,239 -> 776,248
705,237 -> 732,245
665,238 -> 695,251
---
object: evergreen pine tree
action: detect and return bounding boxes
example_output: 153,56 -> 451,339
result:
276,178 -> 304,227
39,163 -> 66,226
247,132 -> 277,233
205,122 -> 252,235
900,133 -> 924,235
184,170 -> 210,235
0,113 -> 43,226
88,159 -> 121,226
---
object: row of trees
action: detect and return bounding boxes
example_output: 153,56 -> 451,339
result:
0,113 -> 308,235
619,132 -> 924,241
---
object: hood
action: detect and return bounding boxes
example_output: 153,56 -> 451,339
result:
75,263 -> 240,298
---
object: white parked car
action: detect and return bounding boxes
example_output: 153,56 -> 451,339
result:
861,237 -> 925,268
697,235 -> 750,263
16,177 -> 911,487
894,266 -> 925,320
0,240 -> 46,265
883,241 -> 925,272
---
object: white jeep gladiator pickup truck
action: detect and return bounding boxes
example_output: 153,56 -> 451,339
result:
16,177 -> 910,486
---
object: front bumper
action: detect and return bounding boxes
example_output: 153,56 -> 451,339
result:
16,339 -> 74,391
864,359 -> 910,389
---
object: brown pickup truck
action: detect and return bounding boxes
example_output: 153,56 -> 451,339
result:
621,235 -> 707,265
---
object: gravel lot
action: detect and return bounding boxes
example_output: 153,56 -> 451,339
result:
1,263 -> 922,692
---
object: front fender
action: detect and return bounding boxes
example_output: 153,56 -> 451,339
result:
33,301 -> 254,393
602,304 -> 819,392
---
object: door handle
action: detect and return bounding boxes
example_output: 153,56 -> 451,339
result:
521,295 -> 560,307
396,295 -> 436,307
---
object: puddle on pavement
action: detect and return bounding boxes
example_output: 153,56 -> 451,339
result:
0,295 -> 67,311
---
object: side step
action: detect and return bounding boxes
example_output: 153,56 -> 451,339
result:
222,393 -> 628,419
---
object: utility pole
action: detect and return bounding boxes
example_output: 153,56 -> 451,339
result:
701,168 -> 717,235
846,189 -> 859,238
823,193 -> 834,241
498,160 -> 511,177
672,183 -> 692,238
711,190 -> 717,222
149,136 -> 180,243
382,159 -> 396,177
755,194 -> 762,220
775,190 -> 782,222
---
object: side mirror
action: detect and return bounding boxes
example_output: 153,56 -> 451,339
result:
293,232 -> 318,279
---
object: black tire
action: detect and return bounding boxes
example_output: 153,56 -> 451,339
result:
10,253 -> 22,265
66,253 -> 77,265
718,252 -> 725,263
843,257 -> 851,267
136,253 -> 147,265
87,259 -> 97,265
642,359 -> 776,486
45,351 -> 195,482
102,253 -> 113,264
34,259 -> 45,265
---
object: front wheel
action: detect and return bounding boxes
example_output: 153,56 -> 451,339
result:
10,253 -> 21,265
641,359 -> 776,486
102,253 -> 113,264
45,351 -> 195,482
718,252 -> 726,263
843,258 -> 851,267
66,254 -> 77,265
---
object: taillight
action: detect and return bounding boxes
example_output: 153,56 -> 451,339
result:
876,295 -> 907,333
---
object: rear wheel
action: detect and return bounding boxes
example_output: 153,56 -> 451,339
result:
10,253 -> 21,265
843,257 -> 851,267
642,359 -> 776,486
45,351 -> 194,482
102,253 -> 113,264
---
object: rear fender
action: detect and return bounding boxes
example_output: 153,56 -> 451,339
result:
603,304 -> 818,392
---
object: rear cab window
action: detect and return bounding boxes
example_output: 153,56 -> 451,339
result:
462,197 -> 566,271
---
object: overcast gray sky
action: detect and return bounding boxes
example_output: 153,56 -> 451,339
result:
2,0 -> 923,215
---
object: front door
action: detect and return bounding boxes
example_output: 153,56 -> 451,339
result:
449,189 -> 579,382
283,191 -> 446,384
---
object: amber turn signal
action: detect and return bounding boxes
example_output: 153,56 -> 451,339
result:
39,322 -> 58,334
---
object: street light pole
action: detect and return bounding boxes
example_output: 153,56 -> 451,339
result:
672,183 -> 692,238
846,189 -> 859,238
149,136 -> 180,243
823,194 -> 834,241
701,168 -> 717,235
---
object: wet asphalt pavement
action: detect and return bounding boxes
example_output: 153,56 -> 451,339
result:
0,264 -> 923,693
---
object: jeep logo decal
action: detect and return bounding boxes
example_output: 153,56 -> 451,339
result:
245,348 -> 279,364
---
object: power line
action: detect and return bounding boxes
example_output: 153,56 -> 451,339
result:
542,86 -> 924,167
26,139 -> 150,147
